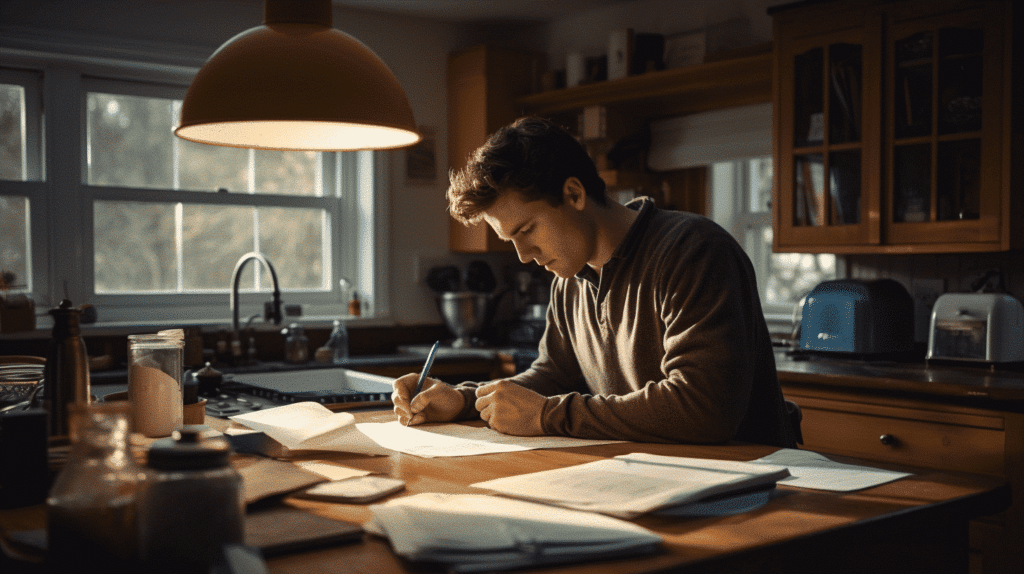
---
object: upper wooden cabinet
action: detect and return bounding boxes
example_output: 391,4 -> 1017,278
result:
771,0 -> 1021,254
447,45 -> 541,253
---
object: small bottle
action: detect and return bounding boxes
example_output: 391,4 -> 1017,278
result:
326,319 -> 350,363
43,299 -> 91,440
348,291 -> 362,317
47,401 -> 142,574
137,425 -> 243,573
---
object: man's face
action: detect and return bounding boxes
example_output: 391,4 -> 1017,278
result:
482,185 -> 591,279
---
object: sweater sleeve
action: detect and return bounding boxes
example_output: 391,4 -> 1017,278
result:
539,224 -> 767,443
452,280 -> 589,420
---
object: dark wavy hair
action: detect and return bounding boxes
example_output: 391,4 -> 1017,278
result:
447,116 -> 607,224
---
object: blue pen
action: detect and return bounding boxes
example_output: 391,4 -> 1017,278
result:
411,340 -> 440,399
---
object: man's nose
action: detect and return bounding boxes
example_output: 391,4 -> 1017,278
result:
512,239 -> 534,264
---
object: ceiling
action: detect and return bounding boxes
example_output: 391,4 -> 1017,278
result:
331,0 -> 640,23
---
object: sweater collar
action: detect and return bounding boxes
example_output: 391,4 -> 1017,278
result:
574,196 -> 656,284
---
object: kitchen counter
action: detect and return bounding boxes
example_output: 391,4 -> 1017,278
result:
774,349 -> 1024,408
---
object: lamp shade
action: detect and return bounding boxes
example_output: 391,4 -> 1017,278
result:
175,0 -> 420,151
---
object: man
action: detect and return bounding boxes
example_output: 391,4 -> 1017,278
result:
393,116 -> 796,447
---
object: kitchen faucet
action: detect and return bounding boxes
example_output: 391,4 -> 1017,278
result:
230,252 -> 283,335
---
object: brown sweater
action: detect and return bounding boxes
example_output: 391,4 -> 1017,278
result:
457,197 -> 796,447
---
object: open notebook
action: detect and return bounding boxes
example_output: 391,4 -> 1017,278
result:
472,453 -> 791,518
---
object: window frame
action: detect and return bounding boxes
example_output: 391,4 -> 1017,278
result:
710,157 -> 837,325
1,54 -> 389,326
0,67 -> 45,299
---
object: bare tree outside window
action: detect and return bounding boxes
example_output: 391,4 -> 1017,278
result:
86,92 -> 329,294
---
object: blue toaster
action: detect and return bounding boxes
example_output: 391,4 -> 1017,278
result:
799,279 -> 914,354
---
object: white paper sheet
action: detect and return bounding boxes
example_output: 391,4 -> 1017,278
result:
472,453 -> 789,518
355,421 -> 622,458
229,402 -> 390,456
750,448 -> 911,491
366,493 -> 661,570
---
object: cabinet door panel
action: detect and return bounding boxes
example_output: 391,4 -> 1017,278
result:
774,21 -> 882,251
885,5 -> 1005,247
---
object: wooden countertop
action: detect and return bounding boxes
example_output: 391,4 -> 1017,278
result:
774,350 -> 1024,406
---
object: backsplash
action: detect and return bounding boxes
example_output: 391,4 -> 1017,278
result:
843,249 -> 1024,342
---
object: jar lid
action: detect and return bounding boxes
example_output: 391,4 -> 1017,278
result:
147,425 -> 232,470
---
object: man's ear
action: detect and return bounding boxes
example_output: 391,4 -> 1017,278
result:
563,177 -> 587,211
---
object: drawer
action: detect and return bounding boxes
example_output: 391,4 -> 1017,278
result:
797,402 -> 1005,476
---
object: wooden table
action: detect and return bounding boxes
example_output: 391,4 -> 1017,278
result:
1,409 -> 1010,574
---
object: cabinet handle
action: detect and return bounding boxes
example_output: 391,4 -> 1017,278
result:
879,434 -> 897,446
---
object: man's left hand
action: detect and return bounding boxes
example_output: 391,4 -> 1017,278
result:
474,381 -> 545,436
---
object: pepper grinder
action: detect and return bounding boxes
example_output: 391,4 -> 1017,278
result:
43,299 -> 91,440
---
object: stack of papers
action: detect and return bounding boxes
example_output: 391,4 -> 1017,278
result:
473,453 -> 791,518
365,493 -> 661,573
230,403 -> 390,456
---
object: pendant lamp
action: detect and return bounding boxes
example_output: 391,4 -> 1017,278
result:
175,0 -> 420,151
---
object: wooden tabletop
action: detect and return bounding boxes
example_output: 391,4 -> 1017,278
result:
264,410 -> 1008,574
1,409 -> 1009,574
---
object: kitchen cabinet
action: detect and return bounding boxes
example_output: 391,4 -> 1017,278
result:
771,0 -> 1021,254
447,45 -> 542,253
777,357 -> 1024,574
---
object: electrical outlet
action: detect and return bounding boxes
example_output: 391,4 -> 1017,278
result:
911,278 -> 945,343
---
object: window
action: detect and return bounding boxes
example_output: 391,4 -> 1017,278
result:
0,69 -> 43,298
86,86 -> 328,294
1,63 -> 386,325
710,157 -> 836,319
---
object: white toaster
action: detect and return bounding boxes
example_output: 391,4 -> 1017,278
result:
927,293 -> 1024,363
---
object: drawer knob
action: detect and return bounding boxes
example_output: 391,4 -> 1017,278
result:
879,434 -> 897,446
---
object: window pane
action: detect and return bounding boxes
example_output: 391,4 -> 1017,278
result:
257,207 -> 326,289
1,84 -> 26,181
0,195 -> 29,290
181,205 -> 256,290
177,138 -> 248,192
254,150 -> 319,196
762,226 -> 836,306
747,157 -> 772,213
94,201 -> 176,292
87,93 -> 174,188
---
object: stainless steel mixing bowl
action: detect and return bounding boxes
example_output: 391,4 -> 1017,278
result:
437,291 -> 492,348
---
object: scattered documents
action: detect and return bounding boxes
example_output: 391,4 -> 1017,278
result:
472,453 -> 790,518
230,403 -> 390,456
355,421 -> 622,458
750,448 -> 911,491
365,493 -> 662,573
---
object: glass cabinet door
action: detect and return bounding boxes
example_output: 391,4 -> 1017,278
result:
775,22 -> 880,251
886,5 -> 1003,247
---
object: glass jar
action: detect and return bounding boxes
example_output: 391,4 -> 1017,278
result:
46,401 -> 143,573
128,332 -> 184,438
137,425 -> 243,573
282,323 -> 309,363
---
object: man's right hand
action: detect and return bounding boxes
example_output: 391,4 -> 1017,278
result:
392,373 -> 465,426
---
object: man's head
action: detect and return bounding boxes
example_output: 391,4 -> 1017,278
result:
447,116 -> 608,225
